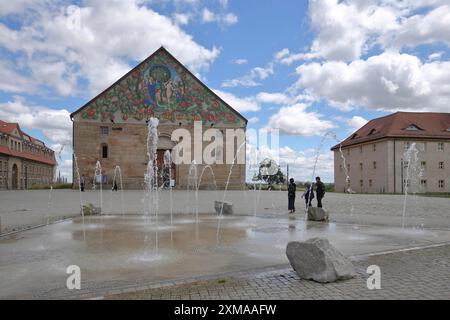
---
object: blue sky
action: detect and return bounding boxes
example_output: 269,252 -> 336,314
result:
1,0 -> 450,182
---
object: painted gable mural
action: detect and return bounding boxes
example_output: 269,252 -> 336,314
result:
78,49 -> 244,125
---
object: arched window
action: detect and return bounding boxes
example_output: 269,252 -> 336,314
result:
101,144 -> 108,159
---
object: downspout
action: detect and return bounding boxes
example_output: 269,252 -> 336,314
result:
70,114 -> 74,189
393,139 -> 396,194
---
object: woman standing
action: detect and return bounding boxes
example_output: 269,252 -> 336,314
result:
288,178 -> 296,213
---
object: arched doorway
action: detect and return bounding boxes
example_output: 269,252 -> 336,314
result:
12,164 -> 18,190
157,149 -> 176,188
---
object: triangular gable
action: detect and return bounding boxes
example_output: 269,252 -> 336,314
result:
71,47 -> 247,126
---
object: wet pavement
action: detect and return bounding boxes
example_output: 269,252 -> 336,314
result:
1,213 -> 450,299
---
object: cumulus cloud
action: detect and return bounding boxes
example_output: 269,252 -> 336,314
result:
201,7 -> 238,26
231,58 -> 248,65
213,89 -> 260,113
0,0 -> 220,96
266,103 -> 336,136
294,51 -> 450,112
0,96 -> 72,146
221,63 -> 274,88
256,92 -> 292,105
347,116 -> 368,132
280,1 -> 450,63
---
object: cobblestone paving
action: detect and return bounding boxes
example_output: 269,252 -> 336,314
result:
105,245 -> 450,300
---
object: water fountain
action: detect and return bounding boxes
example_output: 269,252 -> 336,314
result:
402,143 -> 423,228
306,131 -> 355,225
216,140 -> 247,241
111,165 -> 125,216
144,118 -> 159,219
93,160 -> 103,213
46,186 -> 53,225
188,160 -> 199,222
163,150 -> 174,225
73,153 -> 84,221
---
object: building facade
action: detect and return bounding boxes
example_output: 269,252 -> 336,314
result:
332,112 -> 450,194
71,47 -> 247,190
0,120 -> 56,190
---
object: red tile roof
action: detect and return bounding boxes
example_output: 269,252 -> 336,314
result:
332,112 -> 450,150
0,120 -> 57,166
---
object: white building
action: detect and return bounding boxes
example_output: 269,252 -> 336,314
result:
332,112 -> 450,194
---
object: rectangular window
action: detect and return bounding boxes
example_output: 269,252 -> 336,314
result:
403,161 -> 409,168
373,161 -> 377,170
360,180 -> 364,187
373,144 -> 376,152
419,142 -> 427,152
347,149 -> 350,156
404,179 -> 410,187
404,142 -> 410,150
102,145 -> 108,159
438,180 -> 445,189
421,161 -> 426,169
438,142 -> 444,151
347,164 -> 350,172
359,146 -> 363,153
100,126 -> 109,136
339,164 -> 343,172
439,162 -> 444,169
359,163 -> 363,171
369,179 -> 373,187
421,180 -> 427,187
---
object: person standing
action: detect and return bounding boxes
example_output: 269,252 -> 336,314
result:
315,176 -> 325,208
301,182 -> 314,208
80,176 -> 85,192
288,178 -> 296,213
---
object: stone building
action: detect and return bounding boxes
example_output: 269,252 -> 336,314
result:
71,47 -> 247,190
332,112 -> 450,194
0,120 -> 56,190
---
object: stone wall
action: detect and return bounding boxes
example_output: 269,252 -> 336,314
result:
73,121 -> 246,190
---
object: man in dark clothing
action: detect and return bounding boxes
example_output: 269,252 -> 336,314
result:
288,178 -> 296,213
315,176 -> 325,208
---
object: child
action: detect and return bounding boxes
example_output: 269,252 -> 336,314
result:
301,182 -> 314,208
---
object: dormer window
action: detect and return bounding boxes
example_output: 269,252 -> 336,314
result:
368,128 -> 376,135
405,124 -> 422,131
446,128 -> 450,132
351,133 -> 358,139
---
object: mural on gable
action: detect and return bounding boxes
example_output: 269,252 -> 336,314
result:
80,50 -> 241,125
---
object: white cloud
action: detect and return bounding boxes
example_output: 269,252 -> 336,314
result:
213,89 -> 260,113
294,51 -> 450,112
231,58 -> 248,65
428,51 -> 444,62
247,143 -> 335,182
0,60 -> 37,93
282,1 -> 450,63
347,116 -> 368,132
0,96 -> 72,146
173,13 -> 190,25
201,7 -> 238,26
247,117 -> 259,124
266,103 -> 336,136
222,63 -> 274,88
274,48 -> 315,65
256,92 -> 292,105
0,0 -> 220,96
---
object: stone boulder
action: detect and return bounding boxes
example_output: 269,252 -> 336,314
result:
82,203 -> 101,216
214,201 -> 233,215
286,238 -> 356,283
307,207 -> 329,222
